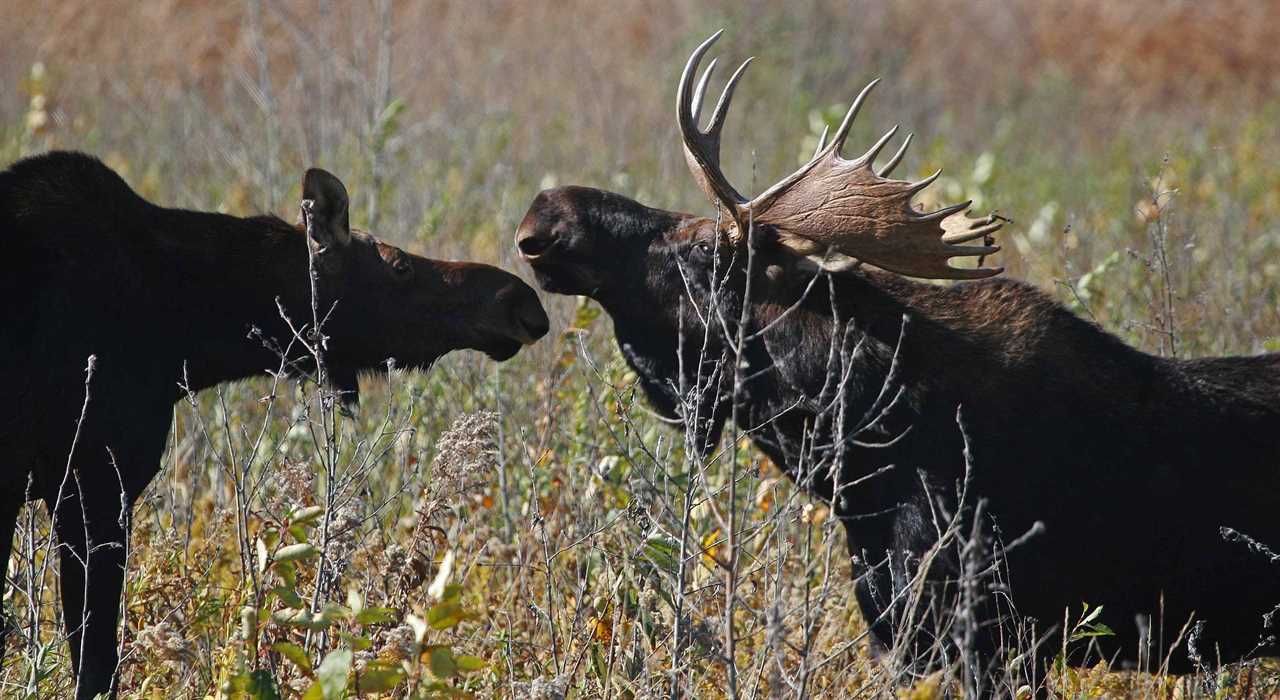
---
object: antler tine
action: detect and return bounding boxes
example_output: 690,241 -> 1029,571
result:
918,200 -> 972,222
677,30 -> 750,230
907,169 -> 942,194
876,132 -> 912,177
813,125 -> 830,160
942,214 -> 1005,244
932,264 -> 1004,281
690,57 -> 718,124
856,124 -> 899,167
828,79 -> 880,158
677,30 -> 723,136
706,57 -> 753,135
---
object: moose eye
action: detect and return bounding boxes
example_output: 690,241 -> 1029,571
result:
391,258 -> 414,280
692,241 -> 714,259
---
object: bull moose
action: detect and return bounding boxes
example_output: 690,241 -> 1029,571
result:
0,151 -> 549,699
517,31 -> 1280,684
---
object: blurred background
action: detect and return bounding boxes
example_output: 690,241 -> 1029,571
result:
5,2 -> 1280,696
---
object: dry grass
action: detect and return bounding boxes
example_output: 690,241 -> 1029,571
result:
3,1 -> 1280,698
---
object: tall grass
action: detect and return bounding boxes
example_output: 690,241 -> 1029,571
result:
2,1 -> 1279,697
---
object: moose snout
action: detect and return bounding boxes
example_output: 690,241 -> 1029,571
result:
507,283 -> 550,344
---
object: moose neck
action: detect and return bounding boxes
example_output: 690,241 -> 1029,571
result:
148,205 -> 337,397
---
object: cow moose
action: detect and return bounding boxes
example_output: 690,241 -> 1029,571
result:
0,151 -> 549,699
517,31 -> 1280,684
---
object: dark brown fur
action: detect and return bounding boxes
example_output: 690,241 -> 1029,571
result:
0,151 -> 548,698
518,185 -> 1280,681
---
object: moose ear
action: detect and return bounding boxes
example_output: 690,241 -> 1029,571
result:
301,168 -> 351,248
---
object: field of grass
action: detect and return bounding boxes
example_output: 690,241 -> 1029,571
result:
3,1 -> 1280,697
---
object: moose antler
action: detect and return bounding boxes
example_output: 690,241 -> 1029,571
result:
676,30 -> 1004,280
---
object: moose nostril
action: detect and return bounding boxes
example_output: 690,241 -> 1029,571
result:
517,231 -> 556,258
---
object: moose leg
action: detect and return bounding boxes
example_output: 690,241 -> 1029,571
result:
44,394 -> 169,699
0,488 -> 23,659
48,475 -> 131,700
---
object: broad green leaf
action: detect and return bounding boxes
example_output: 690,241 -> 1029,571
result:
338,630 -> 374,651
226,670 -> 282,699
426,599 -> 473,630
289,505 -> 325,527
643,535 -> 681,574
315,648 -> 353,699
1080,603 -> 1102,626
272,609 -> 328,631
278,560 -> 297,588
355,661 -> 406,693
590,643 -> 606,681
271,586 -> 305,609
273,543 -> 320,563
356,606 -> 398,626
271,641 -> 313,675
426,645 -> 458,678
320,603 -> 352,623
455,654 -> 486,672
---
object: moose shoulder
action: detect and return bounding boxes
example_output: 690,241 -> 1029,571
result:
517,32 -> 1280,679
0,151 -> 548,699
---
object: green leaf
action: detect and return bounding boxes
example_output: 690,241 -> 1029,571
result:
338,630 -> 374,651
315,648 -> 353,699
227,669 -> 282,700
355,661 -> 406,693
273,543 -> 320,563
289,505 -> 325,527
271,641 -> 313,676
272,609 -> 328,631
426,601 -> 464,630
356,606 -> 398,626
271,586 -> 305,609
455,654 -> 486,672
320,603 -> 352,623
278,560 -> 297,588
1080,603 -> 1103,626
643,535 -> 681,574
590,643 -> 606,681
425,584 -> 472,629
572,296 -> 601,328
426,645 -> 458,678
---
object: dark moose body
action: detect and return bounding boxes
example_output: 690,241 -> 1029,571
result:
517,184 -> 1280,674
0,151 -> 549,698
